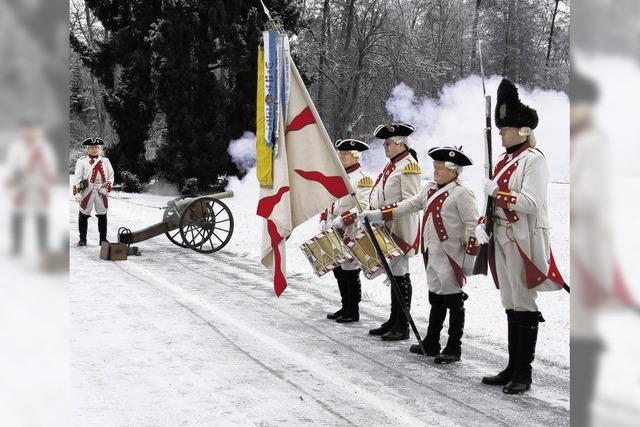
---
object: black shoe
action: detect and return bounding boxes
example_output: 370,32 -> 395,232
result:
336,311 -> 359,323
327,308 -> 345,320
369,321 -> 392,336
502,381 -> 531,394
77,240 -> 87,247
434,353 -> 461,364
381,329 -> 409,341
482,371 -> 512,386
410,342 -> 440,355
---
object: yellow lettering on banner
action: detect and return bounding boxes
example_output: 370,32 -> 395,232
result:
256,46 -> 273,188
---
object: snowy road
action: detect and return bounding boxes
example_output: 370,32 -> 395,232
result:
71,192 -> 569,426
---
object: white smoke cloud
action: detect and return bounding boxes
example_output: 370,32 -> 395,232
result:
367,76 -> 570,185
227,131 -> 257,174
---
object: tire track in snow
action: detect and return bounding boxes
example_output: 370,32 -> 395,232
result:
112,261 -> 358,426
175,251 -> 568,426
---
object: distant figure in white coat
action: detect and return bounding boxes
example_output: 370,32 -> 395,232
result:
5,121 -> 58,254
72,137 -> 114,246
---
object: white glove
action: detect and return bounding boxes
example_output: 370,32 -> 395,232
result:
357,210 -> 384,228
463,255 -> 476,276
320,220 -> 330,231
74,193 -> 82,203
331,215 -> 345,230
483,179 -> 499,198
475,223 -> 490,244
99,187 -> 109,196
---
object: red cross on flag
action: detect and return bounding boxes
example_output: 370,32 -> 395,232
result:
256,46 -> 354,297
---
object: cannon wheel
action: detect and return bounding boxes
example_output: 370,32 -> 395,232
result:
163,195 -> 192,248
178,197 -> 234,254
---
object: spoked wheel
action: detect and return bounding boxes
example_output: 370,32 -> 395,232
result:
163,195 -> 191,248
178,197 -> 234,254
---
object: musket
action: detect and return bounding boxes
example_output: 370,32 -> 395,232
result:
472,38 -> 494,275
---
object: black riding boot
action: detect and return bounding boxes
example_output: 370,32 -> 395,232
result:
410,292 -> 446,355
570,338 -> 603,427
435,293 -> 466,364
327,267 -> 347,319
36,214 -> 48,252
482,310 -> 518,385
503,312 -> 541,394
337,269 -> 361,323
11,213 -> 23,255
369,278 -> 398,336
382,274 -> 412,341
77,212 -> 89,246
97,214 -> 108,244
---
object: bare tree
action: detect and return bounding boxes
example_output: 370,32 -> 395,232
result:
546,0 -> 560,66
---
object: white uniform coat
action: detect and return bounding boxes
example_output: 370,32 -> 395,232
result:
390,179 -> 479,294
369,150 -> 421,275
488,143 -> 564,311
73,155 -> 115,216
5,137 -> 57,214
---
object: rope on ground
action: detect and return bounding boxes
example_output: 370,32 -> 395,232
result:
69,194 -> 167,210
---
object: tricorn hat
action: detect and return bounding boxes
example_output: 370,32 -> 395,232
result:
82,137 -> 105,146
428,146 -> 473,166
335,138 -> 369,152
373,122 -> 415,139
495,79 -> 538,129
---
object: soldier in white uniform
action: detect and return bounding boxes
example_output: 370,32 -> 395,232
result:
5,121 -> 57,254
365,123 -> 421,341
361,147 -> 479,363
323,138 -> 373,323
477,79 -> 565,394
72,137 -> 115,246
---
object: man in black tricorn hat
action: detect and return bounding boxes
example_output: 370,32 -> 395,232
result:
361,146 -> 479,363
477,79 -> 564,394
364,122 -> 421,341
72,137 -> 115,246
321,138 -> 373,323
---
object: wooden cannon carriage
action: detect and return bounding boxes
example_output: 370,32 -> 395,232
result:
117,191 -> 234,254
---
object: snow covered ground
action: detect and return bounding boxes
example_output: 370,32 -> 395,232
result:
70,172 -> 570,426
0,182 -> 69,426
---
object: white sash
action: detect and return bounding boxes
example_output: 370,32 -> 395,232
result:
424,180 -> 458,211
492,149 -> 530,184
84,156 -> 104,193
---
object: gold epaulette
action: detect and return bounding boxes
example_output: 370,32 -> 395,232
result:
357,176 -> 373,187
402,162 -> 421,174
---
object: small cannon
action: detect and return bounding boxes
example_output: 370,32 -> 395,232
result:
117,191 -> 234,254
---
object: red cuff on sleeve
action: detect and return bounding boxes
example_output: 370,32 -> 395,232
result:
465,236 -> 480,255
477,216 -> 486,225
495,191 -> 517,209
381,203 -> 397,221
320,211 -> 328,222
341,211 -> 357,226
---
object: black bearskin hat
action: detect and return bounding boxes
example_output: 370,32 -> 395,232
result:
495,78 -> 538,129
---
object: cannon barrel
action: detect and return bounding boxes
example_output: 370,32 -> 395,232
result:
118,191 -> 235,245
